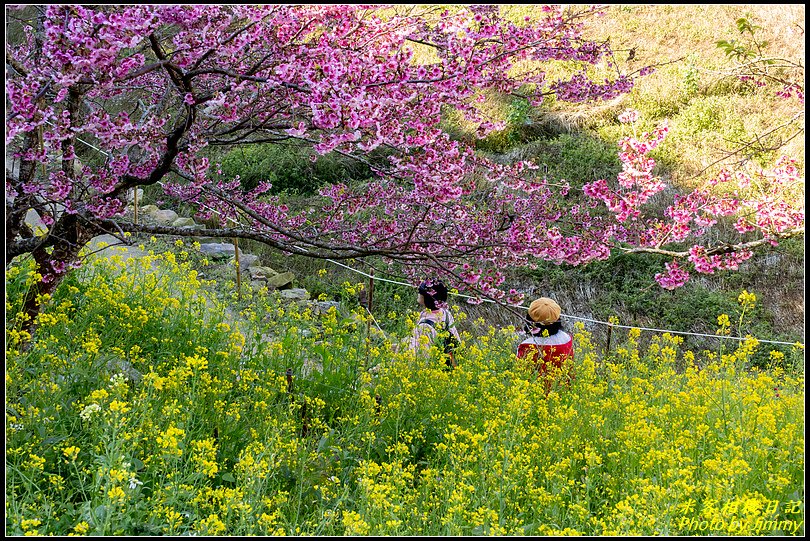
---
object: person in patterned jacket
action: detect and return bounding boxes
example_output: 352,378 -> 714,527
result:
410,280 -> 461,368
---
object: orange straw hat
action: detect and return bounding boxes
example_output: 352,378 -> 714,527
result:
527,297 -> 561,325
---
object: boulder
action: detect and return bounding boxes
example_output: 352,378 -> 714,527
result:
83,234 -> 148,264
126,188 -> 144,203
239,253 -> 259,269
105,357 -> 142,383
249,265 -> 279,280
265,271 -> 295,289
316,300 -> 341,314
150,209 -> 179,225
24,209 -> 48,234
279,288 -> 310,301
198,242 -> 242,260
172,217 -> 196,227
138,204 -> 159,216
250,280 -> 268,291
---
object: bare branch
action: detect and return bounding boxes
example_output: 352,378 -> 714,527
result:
622,227 -> 804,258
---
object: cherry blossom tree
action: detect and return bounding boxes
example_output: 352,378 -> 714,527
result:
6,5 -> 805,327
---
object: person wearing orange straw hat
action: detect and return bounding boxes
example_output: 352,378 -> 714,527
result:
517,297 -> 574,390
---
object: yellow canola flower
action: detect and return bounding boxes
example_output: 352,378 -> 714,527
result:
21,519 -> 41,532
24,453 -> 46,471
62,446 -> 80,462
191,438 -> 219,478
198,514 -> 227,535
107,485 -> 126,503
716,314 -> 731,335
109,400 -> 130,415
342,511 -> 370,536
737,289 -> 756,308
184,354 -> 208,372
157,426 -> 185,458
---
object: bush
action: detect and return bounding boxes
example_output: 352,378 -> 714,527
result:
218,143 -> 376,195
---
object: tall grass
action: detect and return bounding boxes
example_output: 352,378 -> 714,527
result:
5,241 -> 804,536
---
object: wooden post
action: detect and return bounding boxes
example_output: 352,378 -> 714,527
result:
368,269 -> 375,316
300,396 -> 309,438
286,368 -> 294,395
605,323 -> 613,358
133,188 -> 138,225
233,237 -> 241,301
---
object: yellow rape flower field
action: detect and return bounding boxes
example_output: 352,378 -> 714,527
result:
5,243 -> 805,536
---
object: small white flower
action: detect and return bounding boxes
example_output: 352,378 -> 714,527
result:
80,403 -> 101,421
128,476 -> 143,490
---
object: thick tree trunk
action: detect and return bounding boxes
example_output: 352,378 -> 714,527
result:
20,214 -> 97,335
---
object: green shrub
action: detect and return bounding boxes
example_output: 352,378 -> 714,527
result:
218,144 -> 376,195
547,133 -> 623,183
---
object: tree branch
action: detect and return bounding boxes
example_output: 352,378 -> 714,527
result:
622,227 -> 804,257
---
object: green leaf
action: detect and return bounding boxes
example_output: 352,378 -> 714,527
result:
93,504 -> 108,525
317,433 -> 331,453
221,472 -> 236,483
43,435 -> 67,446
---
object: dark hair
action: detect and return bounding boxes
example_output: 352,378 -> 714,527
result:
524,312 -> 562,336
418,280 -> 448,310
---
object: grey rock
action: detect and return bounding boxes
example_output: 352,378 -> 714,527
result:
239,254 -> 259,269
83,234 -> 147,263
24,209 -> 48,234
279,288 -> 310,301
151,209 -> 179,225
316,300 -> 341,314
105,357 -> 142,383
126,188 -> 144,203
198,242 -> 242,260
249,265 -> 279,280
250,280 -> 268,291
265,271 -> 295,289
172,217 -> 196,227
138,204 -> 160,215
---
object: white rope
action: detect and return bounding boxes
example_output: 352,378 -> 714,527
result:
41,120 -> 113,158
62,130 -> 805,349
556,315 -> 801,347
323,259 -> 801,347
363,305 -> 387,337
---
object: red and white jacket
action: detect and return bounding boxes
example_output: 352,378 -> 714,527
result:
516,331 -> 574,373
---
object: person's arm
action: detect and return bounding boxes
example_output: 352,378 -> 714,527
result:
411,313 -> 434,354
445,310 -> 461,340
